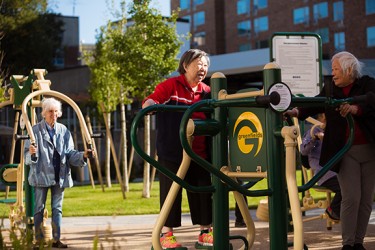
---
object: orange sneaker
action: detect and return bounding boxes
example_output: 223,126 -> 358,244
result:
160,232 -> 182,249
198,228 -> 213,246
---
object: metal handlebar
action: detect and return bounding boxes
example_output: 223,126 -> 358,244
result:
21,90 -> 94,160
179,99 -> 273,197
130,105 -> 215,193
131,92 -> 280,197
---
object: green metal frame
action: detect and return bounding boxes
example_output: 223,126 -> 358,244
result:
130,71 -> 356,250
0,164 -> 18,187
11,75 -> 35,228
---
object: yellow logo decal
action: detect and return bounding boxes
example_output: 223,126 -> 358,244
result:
233,112 -> 263,156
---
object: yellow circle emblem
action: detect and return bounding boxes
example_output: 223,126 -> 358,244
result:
233,112 -> 263,156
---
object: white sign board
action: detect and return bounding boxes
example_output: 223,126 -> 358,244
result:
272,34 -> 321,97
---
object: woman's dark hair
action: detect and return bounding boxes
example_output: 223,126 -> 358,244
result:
177,49 -> 210,74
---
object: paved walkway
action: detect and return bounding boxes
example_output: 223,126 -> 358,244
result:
2,206 -> 375,249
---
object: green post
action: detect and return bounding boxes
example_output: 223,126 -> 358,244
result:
263,62 -> 288,250
12,75 -> 35,229
210,72 -> 230,250
24,112 -> 35,229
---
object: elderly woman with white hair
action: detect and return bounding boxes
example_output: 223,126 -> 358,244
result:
24,97 -> 94,249
285,51 -> 375,250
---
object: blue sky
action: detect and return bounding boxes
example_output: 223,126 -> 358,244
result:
48,0 -> 171,44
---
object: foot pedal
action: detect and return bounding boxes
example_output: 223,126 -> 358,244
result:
195,242 -> 233,249
195,242 -> 213,249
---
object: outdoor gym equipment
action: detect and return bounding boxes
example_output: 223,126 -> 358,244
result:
131,62 -> 284,250
177,64 -> 290,250
0,69 -> 101,233
0,72 -> 37,228
131,61 -> 359,250
180,73 -> 360,249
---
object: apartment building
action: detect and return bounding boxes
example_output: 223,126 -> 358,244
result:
171,0 -> 375,59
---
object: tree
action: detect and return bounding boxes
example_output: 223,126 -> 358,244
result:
0,0 -> 63,78
114,1 -> 185,99
0,50 -> 6,102
86,0 -> 187,198
0,0 -> 48,30
83,2 -> 129,198
116,0 -> 186,198
85,29 -> 123,191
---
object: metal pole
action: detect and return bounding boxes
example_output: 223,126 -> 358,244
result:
210,72 -> 230,250
25,102 -> 34,230
263,62 -> 288,250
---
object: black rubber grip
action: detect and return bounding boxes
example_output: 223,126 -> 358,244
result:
14,134 -> 29,141
255,92 -> 280,105
91,132 -> 105,138
31,143 -> 38,162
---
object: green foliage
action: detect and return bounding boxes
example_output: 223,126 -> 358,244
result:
1,14 -> 64,77
0,50 -> 5,86
85,23 -> 124,113
0,220 -> 35,249
118,1 -> 185,98
0,86 -> 5,103
8,225 -> 34,249
0,0 -> 63,77
0,0 -> 48,31
85,0 -> 187,113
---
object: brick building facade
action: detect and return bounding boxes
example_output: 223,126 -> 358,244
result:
171,0 -> 375,59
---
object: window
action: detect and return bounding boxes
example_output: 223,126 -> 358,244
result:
237,0 -> 250,15
367,26 -> 375,47
239,43 -> 251,51
193,11 -> 205,28
366,0 -> 375,15
334,32 -> 345,51
53,48 -> 65,68
237,20 -> 251,36
180,0 -> 189,10
254,16 -> 268,33
254,0 -> 267,9
193,32 -> 206,46
333,1 -> 344,21
315,27 -> 329,44
53,57 -> 64,68
313,2 -> 328,21
193,0 -> 205,7
294,7 -> 309,25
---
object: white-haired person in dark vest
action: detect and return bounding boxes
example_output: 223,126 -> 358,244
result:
285,51 -> 375,250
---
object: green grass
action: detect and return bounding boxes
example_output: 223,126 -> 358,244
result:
0,170 -> 326,218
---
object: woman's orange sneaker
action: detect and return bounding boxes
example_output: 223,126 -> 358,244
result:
160,232 -> 182,249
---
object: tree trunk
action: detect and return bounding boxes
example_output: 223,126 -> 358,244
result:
120,103 -> 129,192
79,123 -> 95,188
142,115 -> 150,198
128,146 -> 134,179
104,112 -> 112,188
86,115 -> 105,192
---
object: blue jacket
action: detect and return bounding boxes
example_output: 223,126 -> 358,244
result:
24,120 -> 86,188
